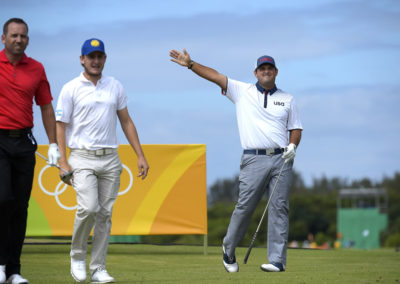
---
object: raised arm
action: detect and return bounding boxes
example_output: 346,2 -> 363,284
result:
170,49 -> 227,91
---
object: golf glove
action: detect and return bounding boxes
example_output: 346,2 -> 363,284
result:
48,143 -> 61,166
282,143 -> 296,163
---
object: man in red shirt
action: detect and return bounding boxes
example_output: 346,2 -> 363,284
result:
0,18 -> 60,284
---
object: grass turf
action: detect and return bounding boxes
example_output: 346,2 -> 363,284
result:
20,244 -> 400,283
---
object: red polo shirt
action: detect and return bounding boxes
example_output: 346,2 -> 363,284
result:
0,49 -> 53,129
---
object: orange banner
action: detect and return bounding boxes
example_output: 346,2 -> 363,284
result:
27,144 -> 207,236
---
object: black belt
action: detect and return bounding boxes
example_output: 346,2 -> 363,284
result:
0,128 -> 31,138
244,148 -> 284,155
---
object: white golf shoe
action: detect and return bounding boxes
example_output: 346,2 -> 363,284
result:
222,245 -> 238,273
71,259 -> 87,282
6,274 -> 28,284
0,265 -> 6,283
260,262 -> 285,272
91,266 -> 114,283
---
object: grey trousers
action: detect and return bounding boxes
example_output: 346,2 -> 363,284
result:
68,149 -> 122,273
223,153 -> 293,267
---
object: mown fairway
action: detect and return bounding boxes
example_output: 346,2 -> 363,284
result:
21,244 -> 400,283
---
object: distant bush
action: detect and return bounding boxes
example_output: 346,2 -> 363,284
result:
315,232 -> 328,246
384,233 -> 400,247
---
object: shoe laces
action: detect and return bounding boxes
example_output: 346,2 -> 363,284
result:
77,261 -> 86,269
72,260 -> 86,271
223,253 -> 236,264
93,265 -> 110,277
96,266 -> 107,272
222,246 -> 236,264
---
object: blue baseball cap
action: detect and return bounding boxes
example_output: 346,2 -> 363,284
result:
81,38 -> 105,55
255,55 -> 276,70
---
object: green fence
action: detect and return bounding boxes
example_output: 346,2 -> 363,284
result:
109,235 -> 141,243
337,208 -> 387,249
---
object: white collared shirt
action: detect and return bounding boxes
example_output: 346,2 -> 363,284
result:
224,78 -> 303,149
55,73 -> 127,150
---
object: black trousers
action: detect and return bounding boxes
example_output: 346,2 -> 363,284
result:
0,130 -> 37,277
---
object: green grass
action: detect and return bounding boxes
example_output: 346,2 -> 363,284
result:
20,244 -> 400,283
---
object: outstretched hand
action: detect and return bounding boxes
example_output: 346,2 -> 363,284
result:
170,49 -> 191,67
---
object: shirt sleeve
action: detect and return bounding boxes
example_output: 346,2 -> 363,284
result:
223,78 -> 249,104
116,80 -> 128,110
287,97 -> 303,130
55,84 -> 73,123
34,65 -> 53,106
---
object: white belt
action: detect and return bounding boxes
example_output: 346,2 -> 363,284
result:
72,148 -> 116,156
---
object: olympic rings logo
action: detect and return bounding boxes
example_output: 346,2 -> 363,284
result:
38,164 -> 133,211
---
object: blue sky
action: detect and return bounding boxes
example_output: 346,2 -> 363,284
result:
2,0 -> 400,186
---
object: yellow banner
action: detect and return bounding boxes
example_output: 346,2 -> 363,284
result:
27,144 -> 207,236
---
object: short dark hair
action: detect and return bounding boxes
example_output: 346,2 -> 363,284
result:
3,18 -> 28,35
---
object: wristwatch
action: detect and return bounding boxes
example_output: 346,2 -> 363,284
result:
187,60 -> 194,69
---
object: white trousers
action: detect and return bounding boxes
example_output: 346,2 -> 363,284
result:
68,149 -> 122,273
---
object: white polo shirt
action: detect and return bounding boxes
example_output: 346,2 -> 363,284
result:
224,78 -> 303,149
55,73 -> 127,150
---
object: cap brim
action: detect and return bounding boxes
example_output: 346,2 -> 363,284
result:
255,62 -> 276,70
82,49 -> 105,55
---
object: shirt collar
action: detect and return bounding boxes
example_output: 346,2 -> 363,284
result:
256,82 -> 277,95
79,72 -> 104,84
0,50 -> 8,62
79,72 -> 89,82
0,49 -> 28,64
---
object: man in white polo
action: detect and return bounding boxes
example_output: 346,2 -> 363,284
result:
170,49 -> 302,273
56,38 -> 149,283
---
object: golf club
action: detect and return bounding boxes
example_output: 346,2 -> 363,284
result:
243,160 -> 287,264
35,151 -> 73,183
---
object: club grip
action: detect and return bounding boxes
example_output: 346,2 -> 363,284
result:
61,172 -> 73,183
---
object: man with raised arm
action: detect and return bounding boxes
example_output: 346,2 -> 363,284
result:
170,49 -> 302,273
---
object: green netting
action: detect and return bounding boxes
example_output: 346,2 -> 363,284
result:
337,208 -> 387,249
109,235 -> 141,243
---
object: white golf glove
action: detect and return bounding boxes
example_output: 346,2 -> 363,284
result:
48,143 -> 61,166
282,143 -> 296,163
